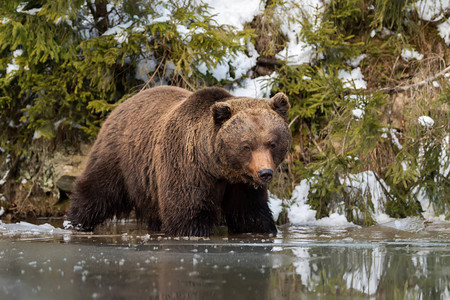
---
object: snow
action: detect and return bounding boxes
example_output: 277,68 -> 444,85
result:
268,192 -> 283,222
32,130 -> 42,140
314,213 -> 354,226
152,2 -> 171,23
204,0 -> 263,30
412,186 -> 447,222
418,116 -> 434,128
416,0 -> 450,44
0,221 -> 72,237
280,167 -> 447,226
414,135 -> 450,221
16,3 -> 42,15
0,207 -> 4,217
437,19 -> 450,45
440,135 -> 449,178
276,1 -> 324,65
347,54 -> 367,68
231,74 -> 276,98
416,0 -> 450,22
197,42 -> 258,82
135,59 -> 157,82
6,49 -> 24,76
341,171 -> 393,224
279,171 -> 395,226
6,63 -> 19,75
352,108 -> 364,119
287,179 -> 318,225
401,48 -> 424,61
102,21 -> 133,44
0,170 -> 9,185
389,129 -> 403,150
286,179 -> 357,227
63,220 -> 73,229
338,67 -> 367,89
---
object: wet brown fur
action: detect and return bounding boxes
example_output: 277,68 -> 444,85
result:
67,86 -> 291,236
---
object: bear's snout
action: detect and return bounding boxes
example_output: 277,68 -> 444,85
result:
247,149 -> 275,185
257,169 -> 273,183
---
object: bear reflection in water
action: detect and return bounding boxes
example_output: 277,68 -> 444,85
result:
67,86 -> 291,236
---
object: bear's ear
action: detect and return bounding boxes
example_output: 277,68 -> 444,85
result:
211,102 -> 232,126
269,93 -> 290,121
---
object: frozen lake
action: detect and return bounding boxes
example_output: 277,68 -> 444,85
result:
0,219 -> 449,299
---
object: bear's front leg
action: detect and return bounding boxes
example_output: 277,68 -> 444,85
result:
158,183 -> 220,237
222,183 -> 277,235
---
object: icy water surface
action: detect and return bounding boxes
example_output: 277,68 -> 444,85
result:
0,219 -> 449,299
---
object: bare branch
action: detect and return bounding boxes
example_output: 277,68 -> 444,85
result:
380,65 -> 450,93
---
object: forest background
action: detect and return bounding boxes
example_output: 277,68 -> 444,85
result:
0,0 -> 449,226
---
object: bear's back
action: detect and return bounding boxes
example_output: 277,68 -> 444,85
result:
115,86 -> 191,121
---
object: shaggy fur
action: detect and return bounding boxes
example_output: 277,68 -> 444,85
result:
67,86 -> 291,236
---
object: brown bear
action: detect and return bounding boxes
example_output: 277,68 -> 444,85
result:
67,86 -> 291,236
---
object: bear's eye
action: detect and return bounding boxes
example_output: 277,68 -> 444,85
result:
242,144 -> 251,152
270,142 -> 277,149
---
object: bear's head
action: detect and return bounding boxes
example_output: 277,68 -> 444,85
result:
212,93 -> 291,187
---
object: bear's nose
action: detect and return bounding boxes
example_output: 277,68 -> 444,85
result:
257,169 -> 273,183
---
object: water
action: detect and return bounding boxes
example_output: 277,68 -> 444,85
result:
0,220 -> 449,299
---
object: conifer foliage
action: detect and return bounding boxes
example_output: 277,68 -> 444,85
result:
0,0 -> 249,149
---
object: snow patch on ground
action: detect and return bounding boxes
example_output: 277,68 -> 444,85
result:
287,179 -> 318,225
268,192 -> 283,222
285,179 -> 357,227
269,171 -> 402,226
270,166 -> 449,225
342,171 -> 393,224
414,184 -> 448,222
